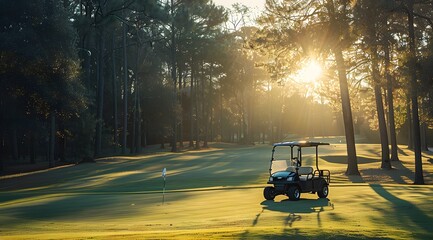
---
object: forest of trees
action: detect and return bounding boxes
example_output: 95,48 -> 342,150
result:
1,0 -> 433,182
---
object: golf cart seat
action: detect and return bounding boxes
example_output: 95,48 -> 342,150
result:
286,166 -> 314,181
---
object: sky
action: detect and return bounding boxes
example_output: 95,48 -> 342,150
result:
213,0 -> 266,12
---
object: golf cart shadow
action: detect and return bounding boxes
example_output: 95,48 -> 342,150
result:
261,198 -> 334,214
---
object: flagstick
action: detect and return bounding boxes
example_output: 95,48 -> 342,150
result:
162,176 -> 166,205
162,168 -> 167,205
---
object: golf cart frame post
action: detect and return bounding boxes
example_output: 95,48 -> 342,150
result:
264,141 -> 330,201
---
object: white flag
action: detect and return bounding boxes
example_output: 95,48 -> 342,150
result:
162,168 -> 167,178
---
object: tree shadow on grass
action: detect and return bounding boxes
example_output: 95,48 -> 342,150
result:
322,155 -> 378,164
360,161 -> 414,184
0,145 -> 270,193
369,184 -> 433,238
0,190 -> 191,229
398,147 -> 409,156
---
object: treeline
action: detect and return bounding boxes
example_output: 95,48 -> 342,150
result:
0,0 -> 338,170
1,0 -> 433,184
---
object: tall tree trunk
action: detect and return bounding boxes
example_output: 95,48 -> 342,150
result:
112,33 -> 119,153
201,62 -> 207,147
334,49 -> 359,175
30,130 -> 36,164
203,65 -> 213,148
178,69 -> 184,149
195,72 -> 200,149
49,113 -> 55,167
122,20 -> 128,154
131,85 -> 137,154
11,128 -> 18,161
407,0 -> 424,184
170,0 -> 178,152
131,45 -> 139,154
406,95 -> 413,149
220,89 -> 223,142
189,64 -> 194,147
249,81 -> 255,144
95,29 -> 105,157
137,88 -> 142,154
371,43 -> 391,169
384,40 -> 399,161
209,65 -> 215,143
326,0 -> 359,175
268,82 -> 274,144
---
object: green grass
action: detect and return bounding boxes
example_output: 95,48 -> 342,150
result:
1,140 -> 433,239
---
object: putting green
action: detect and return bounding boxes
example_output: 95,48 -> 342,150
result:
1,141 -> 433,239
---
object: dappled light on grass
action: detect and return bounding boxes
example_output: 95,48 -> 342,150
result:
172,155 -> 202,161
0,164 -> 75,180
98,153 -> 173,161
69,170 -> 146,190
2,143 -> 433,239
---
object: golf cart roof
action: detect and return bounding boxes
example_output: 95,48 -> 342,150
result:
273,141 -> 330,147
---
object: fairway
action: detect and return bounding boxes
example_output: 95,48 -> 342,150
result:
1,142 -> 433,239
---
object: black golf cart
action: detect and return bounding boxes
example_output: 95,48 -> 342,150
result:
264,141 -> 330,201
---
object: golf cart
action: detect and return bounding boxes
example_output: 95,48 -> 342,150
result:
264,141 -> 330,201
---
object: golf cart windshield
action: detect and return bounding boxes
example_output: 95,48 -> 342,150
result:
271,160 -> 292,174
271,147 -> 297,174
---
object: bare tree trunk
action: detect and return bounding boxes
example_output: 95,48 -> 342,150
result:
268,82 -> 273,144
326,0 -> 359,175
178,69 -> 184,149
30,130 -> 36,164
407,0 -> 424,184
249,81 -> 255,144
203,64 -> 213,148
199,64 -> 205,147
195,72 -> 200,149
131,46 -> 139,154
131,84 -> 137,154
49,113 -> 55,167
122,20 -> 128,154
95,29 -> 105,157
370,43 -> 391,169
335,49 -> 359,175
112,33 -> 119,153
407,96 -> 413,149
209,66 -> 215,143
12,128 -> 18,161
220,89 -> 223,142
170,0 -> 178,152
189,64 -> 194,147
137,88 -> 142,154
384,40 -> 399,161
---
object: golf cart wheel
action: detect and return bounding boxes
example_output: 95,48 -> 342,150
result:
318,184 -> 329,198
264,186 -> 276,200
287,186 -> 300,201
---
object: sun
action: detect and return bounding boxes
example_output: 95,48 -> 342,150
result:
295,60 -> 323,84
